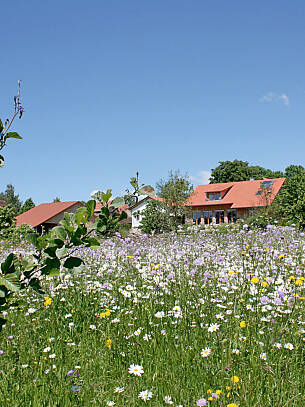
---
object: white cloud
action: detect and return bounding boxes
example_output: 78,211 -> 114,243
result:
260,92 -> 290,106
190,170 -> 211,185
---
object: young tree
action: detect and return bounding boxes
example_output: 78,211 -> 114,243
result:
139,200 -> 174,234
156,170 -> 193,229
0,80 -> 23,168
53,197 -> 61,202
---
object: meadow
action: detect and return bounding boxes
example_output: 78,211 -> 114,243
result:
0,224 -> 304,406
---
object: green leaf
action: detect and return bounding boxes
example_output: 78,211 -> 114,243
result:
0,287 -> 6,298
0,154 -> 4,168
5,132 -> 22,139
101,189 -> 112,204
63,257 -> 83,269
26,232 -> 39,247
86,237 -> 100,248
0,119 -> 3,132
40,258 -> 60,275
74,207 -> 87,226
1,253 -> 16,275
51,226 -> 67,240
55,246 -> 67,258
86,200 -> 96,218
119,211 -> 128,221
111,197 -> 125,209
0,274 -> 20,292
49,269 -> 60,277
100,206 -> 110,218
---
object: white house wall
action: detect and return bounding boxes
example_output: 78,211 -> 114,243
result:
131,200 -> 149,228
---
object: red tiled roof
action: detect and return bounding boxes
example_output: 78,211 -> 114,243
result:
94,201 -> 130,214
186,178 -> 286,208
16,201 -> 81,227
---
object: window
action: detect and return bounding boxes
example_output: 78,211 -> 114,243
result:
192,211 -> 201,225
206,192 -> 221,201
256,180 -> 274,195
203,211 -> 213,224
215,211 -> 224,224
227,210 -> 237,223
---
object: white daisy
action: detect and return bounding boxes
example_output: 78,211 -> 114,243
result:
128,364 -> 144,376
201,347 -> 211,357
138,390 -> 153,401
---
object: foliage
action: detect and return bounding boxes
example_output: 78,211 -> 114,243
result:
8,223 -> 35,243
53,197 -> 61,202
284,164 -> 305,178
0,204 -> 16,238
139,200 -> 175,234
0,184 -> 23,215
19,198 -> 35,214
210,160 -> 284,184
156,170 -> 193,229
275,173 -> 305,229
91,189 -> 127,237
124,172 -> 155,205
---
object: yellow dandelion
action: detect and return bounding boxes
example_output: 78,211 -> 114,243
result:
231,376 -> 240,383
251,277 -> 259,284
106,338 -> 112,349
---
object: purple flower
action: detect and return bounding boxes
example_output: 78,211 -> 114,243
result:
0,350 -> 4,355
211,393 -> 219,398
71,385 -> 81,391
260,296 -> 270,305
196,398 -> 208,406
67,369 -> 75,376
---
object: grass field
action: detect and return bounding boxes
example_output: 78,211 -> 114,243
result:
0,225 -> 304,406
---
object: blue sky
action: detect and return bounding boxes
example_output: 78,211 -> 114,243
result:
1,0 -> 304,204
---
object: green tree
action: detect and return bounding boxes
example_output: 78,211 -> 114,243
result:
0,184 -> 22,215
156,170 -> 193,230
139,200 -> 174,234
284,164 -> 305,178
210,160 -> 284,184
275,173 -> 305,229
210,160 -> 252,183
20,198 -> 35,214
53,197 -> 61,202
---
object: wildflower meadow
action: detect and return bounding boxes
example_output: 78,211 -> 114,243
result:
0,224 -> 304,406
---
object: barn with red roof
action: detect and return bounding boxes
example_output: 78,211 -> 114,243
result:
16,201 -> 84,233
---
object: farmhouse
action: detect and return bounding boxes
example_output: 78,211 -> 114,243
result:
186,178 -> 286,225
16,201 -> 85,233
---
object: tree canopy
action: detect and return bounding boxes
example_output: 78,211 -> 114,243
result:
209,160 -> 284,184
